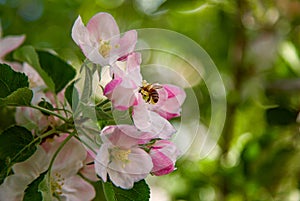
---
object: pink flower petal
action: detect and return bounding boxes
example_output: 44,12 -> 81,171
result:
0,35 -> 25,59
111,30 -> 137,61
154,84 -> 186,120
80,150 -> 99,182
86,12 -> 120,41
151,151 -> 174,176
108,148 -> 152,175
104,77 -> 122,95
111,52 -> 142,82
62,175 -> 96,201
105,82 -> 137,110
163,84 -> 186,104
0,174 -> 29,201
150,140 -> 180,176
46,135 -> 87,178
94,143 -> 110,182
71,16 -> 90,48
132,101 -> 176,139
71,16 -> 106,64
101,125 -> 145,147
107,148 -> 152,189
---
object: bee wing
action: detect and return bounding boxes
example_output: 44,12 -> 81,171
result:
152,83 -> 163,89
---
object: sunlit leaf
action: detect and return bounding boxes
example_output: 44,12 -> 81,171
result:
0,87 -> 33,106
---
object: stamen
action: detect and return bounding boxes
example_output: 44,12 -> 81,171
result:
99,40 -> 112,58
112,148 -> 131,168
51,172 -> 65,196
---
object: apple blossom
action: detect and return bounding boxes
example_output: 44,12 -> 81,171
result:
104,52 -> 142,110
104,53 -> 185,138
0,135 -> 96,201
71,12 -> 137,66
94,125 -> 153,189
149,140 -> 180,176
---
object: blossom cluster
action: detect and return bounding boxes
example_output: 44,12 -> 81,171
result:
0,25 -> 99,201
72,12 -> 186,189
0,11 -> 186,200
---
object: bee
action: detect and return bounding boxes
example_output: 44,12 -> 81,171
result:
139,80 -> 163,104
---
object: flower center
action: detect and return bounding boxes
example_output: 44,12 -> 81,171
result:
112,148 -> 131,168
51,172 -> 65,196
99,40 -> 112,58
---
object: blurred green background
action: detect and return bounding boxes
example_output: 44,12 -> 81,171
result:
1,0 -> 300,200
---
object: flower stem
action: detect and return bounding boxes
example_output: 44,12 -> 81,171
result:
30,104 -> 69,122
47,132 -> 75,173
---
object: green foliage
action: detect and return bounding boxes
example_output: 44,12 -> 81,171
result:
2,0 -> 300,200
0,63 -> 29,94
23,171 -> 52,201
37,50 -> 76,93
0,63 -> 33,106
0,87 -> 33,106
14,46 -> 76,94
23,171 -> 45,201
102,180 -> 150,201
13,46 -> 56,92
0,126 -> 38,184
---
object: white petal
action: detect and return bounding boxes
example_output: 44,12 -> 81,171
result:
61,175 -> 96,201
71,16 -> 107,65
94,143 -> 110,182
108,147 -> 153,175
71,16 -> 90,48
86,12 -> 120,41
133,103 -> 176,139
0,174 -> 29,201
13,146 -> 48,179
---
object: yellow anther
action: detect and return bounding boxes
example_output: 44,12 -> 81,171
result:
99,40 -> 112,58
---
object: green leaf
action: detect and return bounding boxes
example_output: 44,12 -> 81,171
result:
0,126 -> 37,184
0,63 -> 33,106
0,63 -> 29,98
23,171 -> 52,201
0,87 -> 33,106
23,172 -> 46,201
13,46 -> 55,92
13,46 -> 76,94
102,180 -> 150,201
37,50 -> 76,94
65,81 -> 79,110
